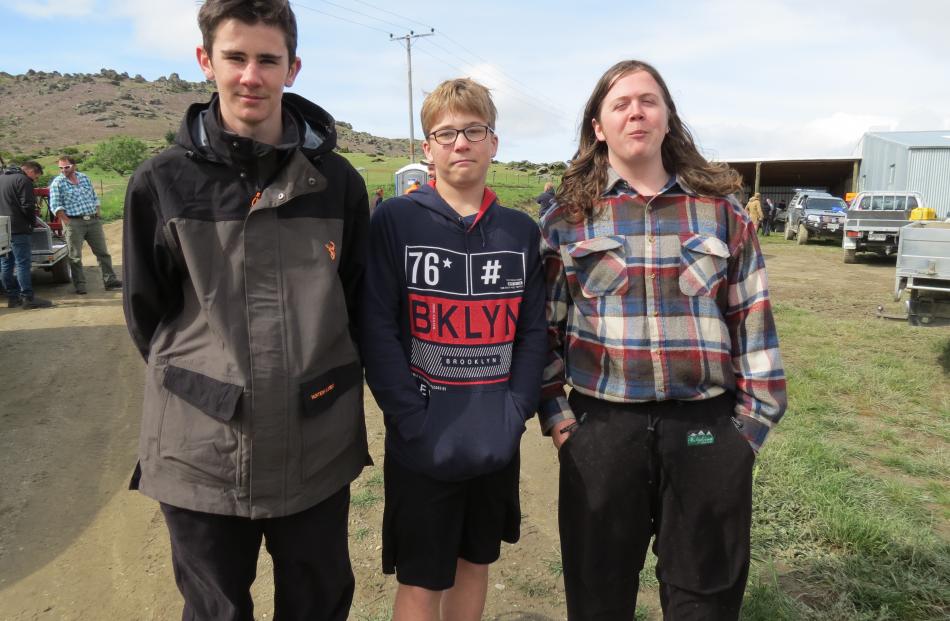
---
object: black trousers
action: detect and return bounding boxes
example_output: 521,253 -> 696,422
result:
558,392 -> 755,621
160,486 -> 354,621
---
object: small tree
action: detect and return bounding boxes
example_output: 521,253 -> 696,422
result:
164,129 -> 176,145
92,136 -> 147,176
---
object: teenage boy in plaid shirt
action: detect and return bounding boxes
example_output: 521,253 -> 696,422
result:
540,60 -> 787,620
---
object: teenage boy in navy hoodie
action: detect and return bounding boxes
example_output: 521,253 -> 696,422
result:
362,78 -> 547,621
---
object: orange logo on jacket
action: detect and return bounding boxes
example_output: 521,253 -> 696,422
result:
311,383 -> 336,400
325,241 -> 337,261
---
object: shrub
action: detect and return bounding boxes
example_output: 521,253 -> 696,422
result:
90,136 -> 148,176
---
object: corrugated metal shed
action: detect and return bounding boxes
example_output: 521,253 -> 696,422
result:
864,131 -> 950,149
859,131 -> 950,218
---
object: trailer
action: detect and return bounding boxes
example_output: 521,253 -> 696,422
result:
894,220 -> 950,325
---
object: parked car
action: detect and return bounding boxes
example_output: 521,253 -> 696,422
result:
784,194 -> 848,244
842,191 -> 925,263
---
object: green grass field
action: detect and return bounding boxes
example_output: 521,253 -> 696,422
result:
34,148 -> 551,222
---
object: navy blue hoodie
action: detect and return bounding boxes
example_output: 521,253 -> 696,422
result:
362,183 -> 547,481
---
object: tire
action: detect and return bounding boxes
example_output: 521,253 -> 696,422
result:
784,223 -> 794,240
50,258 -> 71,284
797,223 -> 809,245
843,249 -> 857,264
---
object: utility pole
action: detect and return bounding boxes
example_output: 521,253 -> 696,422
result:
390,29 -> 434,162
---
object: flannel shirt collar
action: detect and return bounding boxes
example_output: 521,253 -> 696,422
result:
602,167 -> 698,198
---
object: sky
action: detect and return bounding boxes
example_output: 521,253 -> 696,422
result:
2,0 -> 950,163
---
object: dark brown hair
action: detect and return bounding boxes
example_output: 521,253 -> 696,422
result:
21,161 -> 43,175
57,155 -> 76,165
198,0 -> 298,62
557,60 -> 741,222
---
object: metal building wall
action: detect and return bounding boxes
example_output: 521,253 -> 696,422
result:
908,149 -> 950,218
859,135 -> 909,191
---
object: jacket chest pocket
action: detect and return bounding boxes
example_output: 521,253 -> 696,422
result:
563,236 -> 629,298
678,233 -> 729,298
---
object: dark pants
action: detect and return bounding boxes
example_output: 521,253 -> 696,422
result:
558,392 -> 754,621
160,486 -> 354,621
1,234 -> 33,300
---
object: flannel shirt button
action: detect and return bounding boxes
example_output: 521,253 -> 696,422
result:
653,310 -> 659,316
650,273 -> 656,280
649,236 -> 655,244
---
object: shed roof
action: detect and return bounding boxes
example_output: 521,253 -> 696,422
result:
865,130 -> 950,149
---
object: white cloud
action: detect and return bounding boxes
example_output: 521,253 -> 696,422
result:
12,0 -> 95,18
109,0 -> 200,61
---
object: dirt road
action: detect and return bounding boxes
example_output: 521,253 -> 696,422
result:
0,226 -> 904,620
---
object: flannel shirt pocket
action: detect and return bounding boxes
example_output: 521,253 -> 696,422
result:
678,233 -> 729,297
564,236 -> 629,298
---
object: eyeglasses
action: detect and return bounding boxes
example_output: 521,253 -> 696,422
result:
428,125 -> 494,145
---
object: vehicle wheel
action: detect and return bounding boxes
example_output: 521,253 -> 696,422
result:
843,249 -> 857,264
784,224 -> 794,240
50,259 -> 71,284
797,224 -> 809,245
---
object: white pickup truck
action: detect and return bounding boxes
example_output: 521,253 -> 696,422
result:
842,191 -> 925,263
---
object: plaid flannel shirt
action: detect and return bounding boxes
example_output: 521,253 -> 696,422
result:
539,169 -> 787,451
49,172 -> 99,217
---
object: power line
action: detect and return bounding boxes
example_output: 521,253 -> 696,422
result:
351,0 -> 434,32
292,2 -> 391,34
307,0 -> 407,31
425,34 -> 573,121
413,40 -> 573,124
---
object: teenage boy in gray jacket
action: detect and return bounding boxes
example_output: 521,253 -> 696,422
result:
122,1 -> 369,619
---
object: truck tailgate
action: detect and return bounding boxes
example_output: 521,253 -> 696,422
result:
845,209 -> 908,231
896,222 -> 950,280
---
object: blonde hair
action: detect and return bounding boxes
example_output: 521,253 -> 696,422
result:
557,60 -> 742,222
421,78 -> 497,136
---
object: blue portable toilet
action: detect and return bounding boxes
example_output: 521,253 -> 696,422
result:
394,163 -> 429,195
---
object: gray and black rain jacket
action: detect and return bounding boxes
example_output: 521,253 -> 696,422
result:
122,93 -> 370,518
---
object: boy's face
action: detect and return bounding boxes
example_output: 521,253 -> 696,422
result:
422,111 -> 497,192
197,18 -> 301,138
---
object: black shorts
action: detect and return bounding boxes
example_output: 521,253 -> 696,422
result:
382,452 -> 521,590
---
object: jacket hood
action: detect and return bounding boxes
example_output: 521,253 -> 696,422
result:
175,92 -> 337,166
403,182 -> 499,234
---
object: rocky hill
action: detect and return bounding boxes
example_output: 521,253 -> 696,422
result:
0,69 -> 413,158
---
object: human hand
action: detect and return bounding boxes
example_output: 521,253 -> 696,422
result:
551,418 -> 577,450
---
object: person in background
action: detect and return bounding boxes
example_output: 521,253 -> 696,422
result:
362,77 -> 546,621
405,178 -> 422,194
745,192 -> 764,235
762,197 -> 775,236
373,187 -> 385,212
121,1 -> 369,619
48,155 -> 122,294
540,59 -> 786,620
535,181 -> 556,219
0,161 -> 53,308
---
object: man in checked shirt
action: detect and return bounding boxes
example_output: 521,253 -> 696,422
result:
539,60 -> 787,620
49,155 -> 122,294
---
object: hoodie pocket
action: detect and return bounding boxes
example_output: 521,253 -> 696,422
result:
563,236 -> 629,298
678,233 -> 729,298
158,365 -> 243,484
412,387 -> 526,480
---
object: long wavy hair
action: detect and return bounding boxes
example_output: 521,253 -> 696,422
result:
557,60 -> 742,222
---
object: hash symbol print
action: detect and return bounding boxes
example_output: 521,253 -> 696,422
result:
481,260 -> 502,285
